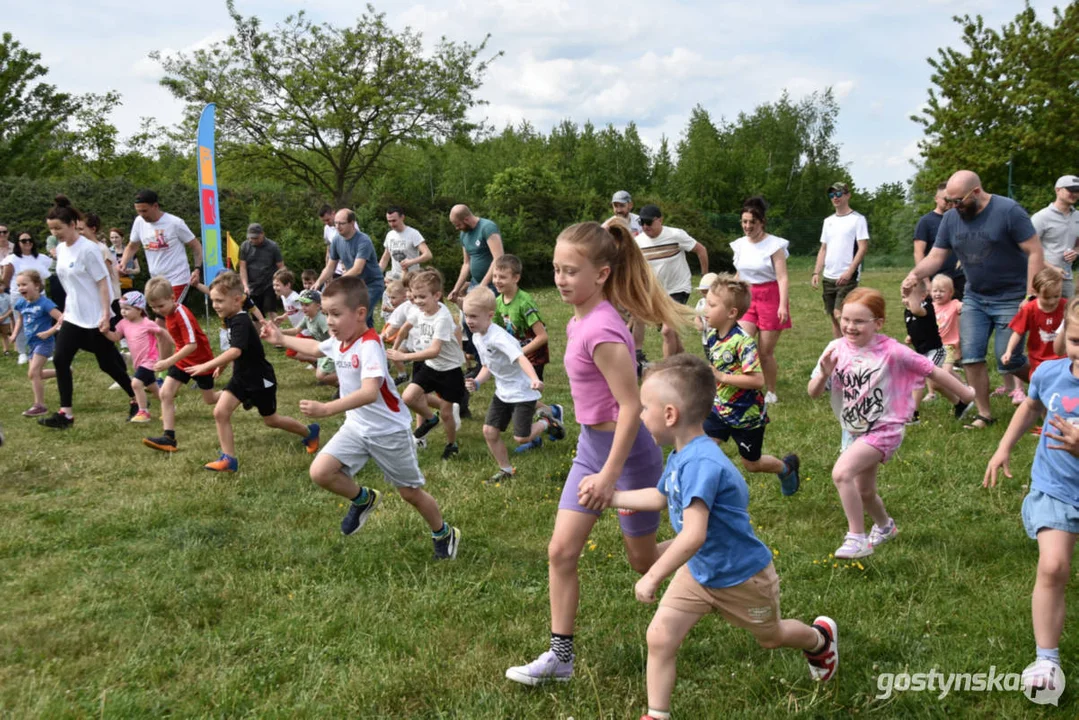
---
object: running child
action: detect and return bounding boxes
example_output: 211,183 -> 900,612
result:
984,296 -> 1079,695
273,269 -> 304,329
142,276 -> 220,453
386,269 -> 467,461
10,270 -> 61,417
505,220 -> 689,686
185,271 -> 319,472
461,286 -> 564,483
808,288 -> 974,559
492,254 -> 562,448
260,275 -> 461,559
930,274 -> 964,388
902,278 -> 972,424
1002,268 -> 1067,388
280,289 -> 337,386
381,278 -> 406,327
701,274 -> 800,495
613,354 -> 837,720
381,273 -> 415,384
693,272 -> 717,352
301,269 -> 318,291
0,282 -> 13,355
104,291 -> 162,423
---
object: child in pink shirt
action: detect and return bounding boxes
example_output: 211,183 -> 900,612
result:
809,287 -> 973,560
104,291 -> 161,423
930,274 -> 963,384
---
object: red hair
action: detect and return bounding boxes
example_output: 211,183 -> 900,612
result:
842,287 -> 886,320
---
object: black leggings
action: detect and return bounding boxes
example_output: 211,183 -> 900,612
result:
53,321 -> 134,408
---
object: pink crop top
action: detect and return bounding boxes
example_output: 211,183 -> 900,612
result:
564,300 -> 635,426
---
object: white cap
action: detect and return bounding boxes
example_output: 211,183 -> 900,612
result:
1056,175 -> 1079,190
698,272 -> 718,291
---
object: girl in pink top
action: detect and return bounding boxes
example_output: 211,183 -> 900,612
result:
505,219 -> 689,686
104,291 -> 162,423
930,274 -> 964,386
808,288 -> 973,560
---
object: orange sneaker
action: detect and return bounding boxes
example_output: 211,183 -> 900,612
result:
302,423 -> 320,454
204,453 -> 238,472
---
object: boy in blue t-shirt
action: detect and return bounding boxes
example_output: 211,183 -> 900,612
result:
610,354 -> 837,720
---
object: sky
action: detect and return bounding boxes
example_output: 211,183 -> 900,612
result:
5,0 -> 1061,192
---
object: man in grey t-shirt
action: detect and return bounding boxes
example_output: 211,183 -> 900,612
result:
1032,174 -> 1079,298
239,223 -> 285,318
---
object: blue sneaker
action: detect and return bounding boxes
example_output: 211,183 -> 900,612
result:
204,453 -> 238,472
515,436 -> 543,454
414,413 -> 440,439
341,488 -> 382,536
303,423 -> 321,454
778,454 -> 800,496
546,403 -> 565,441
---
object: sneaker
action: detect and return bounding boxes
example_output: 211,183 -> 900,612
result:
834,533 -> 873,559
204,453 -> 238,472
990,385 -> 1008,398
143,435 -> 178,452
394,373 -> 410,386
451,402 -> 462,432
906,411 -> 921,426
954,400 -> 974,420
129,409 -> 152,423
341,489 -> 382,536
778,454 -> 800,496
546,404 -> 565,441
868,519 -> 899,548
515,436 -> 543,454
487,468 -> 515,484
128,401 -> 140,419
506,650 -> 574,686
765,391 -> 779,405
414,436 -> 428,450
17,353 -> 28,365
38,411 -> 73,429
1010,388 -> 1027,405
804,616 -> 839,682
22,404 -> 48,417
433,525 -> 461,560
109,381 -> 121,390
304,363 -> 315,370
302,423 -> 320,454
441,442 -> 459,461
1022,658 -> 1064,698
922,393 -> 938,402
414,413 -> 440,439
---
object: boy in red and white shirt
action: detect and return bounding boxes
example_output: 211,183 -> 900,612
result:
1002,268 -> 1067,392
261,275 -> 460,559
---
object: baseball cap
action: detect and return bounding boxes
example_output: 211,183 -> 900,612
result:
698,272 -> 718,291
246,223 -> 264,237
134,189 -> 159,205
121,290 -> 146,310
638,204 -> 663,221
1055,175 -> 1079,191
827,182 -> 849,194
298,289 -> 321,305
611,190 -> 632,204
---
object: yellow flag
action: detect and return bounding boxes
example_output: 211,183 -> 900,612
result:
227,231 -> 240,270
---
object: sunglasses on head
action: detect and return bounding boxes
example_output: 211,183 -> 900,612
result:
828,191 -> 845,199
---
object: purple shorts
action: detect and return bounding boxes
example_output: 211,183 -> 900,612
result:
558,423 -> 663,537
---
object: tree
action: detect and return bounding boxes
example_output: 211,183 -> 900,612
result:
912,2 -> 1079,203
0,32 -> 80,177
155,1 -> 498,206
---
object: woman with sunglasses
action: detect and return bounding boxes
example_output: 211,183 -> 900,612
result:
1,231 -> 53,364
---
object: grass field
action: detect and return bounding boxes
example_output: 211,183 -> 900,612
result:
0,266 -> 1067,718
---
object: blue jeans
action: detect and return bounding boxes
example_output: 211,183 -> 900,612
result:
366,284 -> 384,329
959,290 -> 1026,374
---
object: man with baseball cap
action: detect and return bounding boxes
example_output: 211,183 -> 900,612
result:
1032,174 -> 1079,298
239,223 -> 285,319
812,182 -> 869,338
610,190 -> 642,235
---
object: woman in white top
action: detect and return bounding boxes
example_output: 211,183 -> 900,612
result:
39,195 -> 135,429
729,196 -> 791,403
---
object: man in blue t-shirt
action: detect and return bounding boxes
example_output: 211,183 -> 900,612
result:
913,182 -> 965,300
903,169 -> 1044,429
314,208 -> 385,328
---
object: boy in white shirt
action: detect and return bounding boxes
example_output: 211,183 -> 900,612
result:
461,287 -> 564,483
387,269 -> 468,461
260,275 -> 460,558
272,269 -> 304,329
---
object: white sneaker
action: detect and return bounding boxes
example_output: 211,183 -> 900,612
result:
868,520 -> 899,548
765,391 -> 778,405
17,353 -> 28,365
506,650 -> 574,685
834,533 -> 873,559
414,436 -> 427,450
452,402 -> 462,432
108,382 -> 121,390
1022,658 -> 1064,700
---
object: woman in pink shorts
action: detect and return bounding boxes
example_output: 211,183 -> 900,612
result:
808,288 -> 973,560
730,196 -> 791,404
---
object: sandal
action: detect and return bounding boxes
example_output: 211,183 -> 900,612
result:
964,414 -> 997,430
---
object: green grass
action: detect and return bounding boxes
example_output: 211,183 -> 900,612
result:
0,269 -> 1065,718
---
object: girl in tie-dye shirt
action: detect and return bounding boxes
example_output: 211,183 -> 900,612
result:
808,288 -> 974,560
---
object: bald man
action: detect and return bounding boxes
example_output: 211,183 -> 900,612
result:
448,204 -> 503,304
903,170 -> 1043,429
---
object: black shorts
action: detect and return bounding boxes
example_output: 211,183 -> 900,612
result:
168,365 -> 216,390
411,362 -> 467,404
226,378 -> 277,417
485,395 -> 537,437
532,362 -> 545,381
703,411 -> 765,462
250,286 -> 278,316
670,291 -> 691,305
133,366 -> 157,387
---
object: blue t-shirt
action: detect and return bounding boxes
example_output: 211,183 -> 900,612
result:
460,217 -> 500,284
933,196 -> 1036,298
1029,358 -> 1079,507
657,435 -> 773,589
330,230 -> 384,290
915,210 -> 961,279
14,295 -> 58,340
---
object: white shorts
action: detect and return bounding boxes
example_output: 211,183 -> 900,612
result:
320,423 -> 425,489
922,347 -> 946,368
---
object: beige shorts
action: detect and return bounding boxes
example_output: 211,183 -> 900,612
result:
944,344 -> 960,366
660,563 -> 780,637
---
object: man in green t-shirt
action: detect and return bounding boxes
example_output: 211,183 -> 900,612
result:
448,204 -> 503,304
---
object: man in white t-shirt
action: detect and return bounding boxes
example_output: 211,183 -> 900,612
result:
318,204 -> 343,277
1032,174 -> 1079,298
609,190 -> 642,236
120,189 -> 203,302
812,182 -> 869,338
379,206 -> 432,280
635,204 -> 709,357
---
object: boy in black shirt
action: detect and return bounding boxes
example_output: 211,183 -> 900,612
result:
187,271 -> 320,472
902,278 -> 972,424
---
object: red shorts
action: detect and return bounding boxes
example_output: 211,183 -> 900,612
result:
742,281 -> 791,332
172,284 -> 189,301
